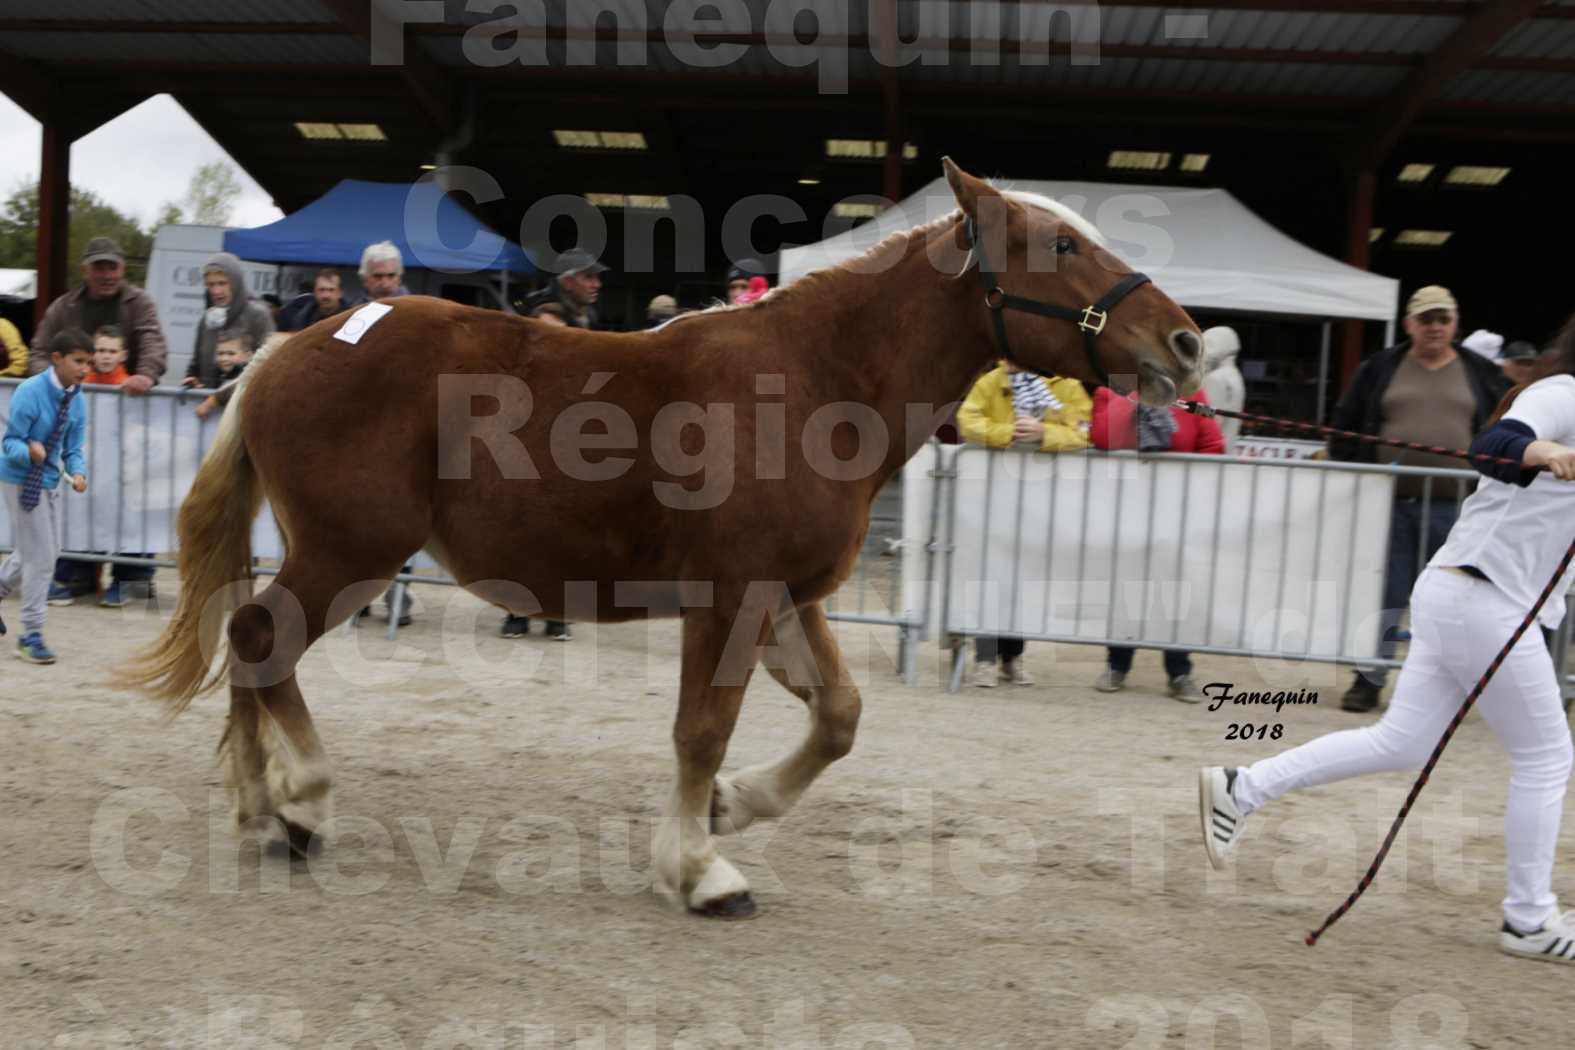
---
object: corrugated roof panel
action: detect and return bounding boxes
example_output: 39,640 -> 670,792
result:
1493,20 -> 1575,59
1098,5 -> 1164,46
1041,58 -> 1402,99
1445,70 -> 1575,105
1,0 -> 334,19
1184,9 -> 1454,53
7,32 -> 364,64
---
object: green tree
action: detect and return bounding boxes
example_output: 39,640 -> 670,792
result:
0,179 -> 154,284
152,201 -> 184,230
179,161 -> 242,227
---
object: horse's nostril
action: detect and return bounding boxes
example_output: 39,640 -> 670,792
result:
1172,330 -> 1202,360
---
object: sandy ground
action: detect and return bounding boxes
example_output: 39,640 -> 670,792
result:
4,568 -> 1572,1050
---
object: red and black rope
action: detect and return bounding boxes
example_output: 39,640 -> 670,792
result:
1177,400 -> 1525,471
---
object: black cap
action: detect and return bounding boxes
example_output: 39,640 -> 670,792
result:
1501,340 -> 1539,361
555,248 -> 609,276
81,237 -> 125,265
726,258 -> 765,284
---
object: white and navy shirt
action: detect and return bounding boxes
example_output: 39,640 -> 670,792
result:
1432,374 -> 1575,630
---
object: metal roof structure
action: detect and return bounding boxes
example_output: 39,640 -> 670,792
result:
4,1 -> 1573,347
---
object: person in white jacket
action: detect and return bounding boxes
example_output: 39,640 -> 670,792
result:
1201,326 -> 1244,451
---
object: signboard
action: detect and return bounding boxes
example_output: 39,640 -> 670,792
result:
1234,436 -> 1326,461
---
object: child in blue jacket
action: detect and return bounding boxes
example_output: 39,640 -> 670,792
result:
1,328 -> 92,663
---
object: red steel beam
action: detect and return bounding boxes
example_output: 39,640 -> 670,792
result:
34,122 -> 70,330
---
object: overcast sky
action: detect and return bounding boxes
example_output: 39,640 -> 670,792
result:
0,93 -> 285,231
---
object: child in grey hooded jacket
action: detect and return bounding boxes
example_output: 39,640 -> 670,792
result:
182,252 -> 274,390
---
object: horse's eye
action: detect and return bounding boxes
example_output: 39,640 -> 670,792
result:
1053,236 -> 1075,255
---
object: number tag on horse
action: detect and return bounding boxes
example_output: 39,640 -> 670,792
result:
333,302 -> 394,345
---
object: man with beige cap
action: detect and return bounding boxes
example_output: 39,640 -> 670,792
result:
1328,285 -> 1510,712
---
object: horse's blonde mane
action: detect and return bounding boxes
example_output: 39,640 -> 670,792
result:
999,187 -> 1107,247
665,185 -> 1105,322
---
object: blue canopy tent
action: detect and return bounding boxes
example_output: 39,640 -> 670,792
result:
223,178 -> 534,275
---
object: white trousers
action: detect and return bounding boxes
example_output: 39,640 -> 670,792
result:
1235,567 -> 1574,932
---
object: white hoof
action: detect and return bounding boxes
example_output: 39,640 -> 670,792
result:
710,777 -> 758,836
687,856 -> 756,919
266,754 -> 333,834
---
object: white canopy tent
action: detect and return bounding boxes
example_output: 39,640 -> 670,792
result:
781,180 -> 1399,422
782,179 -> 1398,322
0,269 -> 36,300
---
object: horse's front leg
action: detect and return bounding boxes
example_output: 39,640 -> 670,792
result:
653,609 -> 760,918
711,601 -> 860,835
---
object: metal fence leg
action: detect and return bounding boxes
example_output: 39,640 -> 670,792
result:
899,625 -> 919,686
947,637 -> 966,693
385,580 -> 407,641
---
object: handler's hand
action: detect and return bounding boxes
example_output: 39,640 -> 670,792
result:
122,375 -> 154,396
70,474 -> 87,494
28,440 -> 45,465
1526,440 -> 1575,481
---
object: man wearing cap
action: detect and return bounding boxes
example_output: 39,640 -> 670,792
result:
522,248 -> 608,330
28,237 -> 167,393
1498,340 -> 1541,387
1329,285 -> 1511,712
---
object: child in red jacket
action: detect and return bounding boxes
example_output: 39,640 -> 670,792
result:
1090,386 -> 1225,455
1090,388 -> 1225,702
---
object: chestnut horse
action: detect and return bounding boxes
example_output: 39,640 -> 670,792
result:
122,160 -> 1202,918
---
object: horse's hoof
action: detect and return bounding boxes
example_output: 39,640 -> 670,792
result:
690,891 -> 758,921
282,819 -> 322,858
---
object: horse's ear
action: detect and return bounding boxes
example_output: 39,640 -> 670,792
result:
942,157 -> 995,222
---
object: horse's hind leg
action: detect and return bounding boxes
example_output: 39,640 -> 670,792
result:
654,608 -> 761,918
222,684 -> 276,827
711,602 -> 861,835
227,566 -> 390,851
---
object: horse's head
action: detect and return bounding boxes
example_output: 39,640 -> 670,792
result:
942,158 -> 1202,406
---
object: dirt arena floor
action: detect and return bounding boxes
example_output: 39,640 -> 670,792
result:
5,568 -> 1572,1049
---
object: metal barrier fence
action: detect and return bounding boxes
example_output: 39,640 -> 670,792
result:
3,377 -> 1570,698
0,379 -> 921,678
916,443 -> 1575,699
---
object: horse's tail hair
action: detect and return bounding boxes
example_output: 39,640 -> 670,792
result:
117,380 -> 262,713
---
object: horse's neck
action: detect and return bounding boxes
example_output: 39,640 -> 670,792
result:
793,226 -> 994,476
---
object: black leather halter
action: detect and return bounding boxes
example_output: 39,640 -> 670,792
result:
965,217 -> 1152,388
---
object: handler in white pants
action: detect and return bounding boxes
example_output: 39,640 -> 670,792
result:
1201,362 -> 1575,963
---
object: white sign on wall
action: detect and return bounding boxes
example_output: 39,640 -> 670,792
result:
1234,437 -> 1326,461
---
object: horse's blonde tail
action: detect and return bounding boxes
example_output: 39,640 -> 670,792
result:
117,384 -> 263,713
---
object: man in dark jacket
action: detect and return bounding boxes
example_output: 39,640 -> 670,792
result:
1329,285 -> 1511,712
29,238 -> 167,393
277,269 -> 356,332
521,248 -> 607,330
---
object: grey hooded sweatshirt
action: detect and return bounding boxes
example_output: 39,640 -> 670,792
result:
186,252 -> 275,389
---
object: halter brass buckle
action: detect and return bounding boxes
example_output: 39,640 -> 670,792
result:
1078,306 -> 1108,335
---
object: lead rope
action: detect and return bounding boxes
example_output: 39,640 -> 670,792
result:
1176,399 -> 1526,471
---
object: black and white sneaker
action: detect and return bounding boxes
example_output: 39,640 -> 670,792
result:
1500,911 -> 1575,965
1199,766 -> 1245,870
